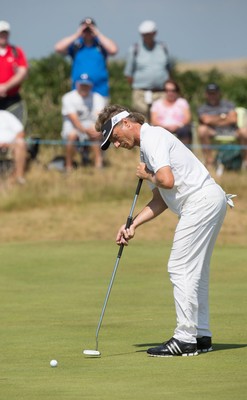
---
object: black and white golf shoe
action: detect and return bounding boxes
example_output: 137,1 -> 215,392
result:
147,337 -> 198,357
197,336 -> 213,353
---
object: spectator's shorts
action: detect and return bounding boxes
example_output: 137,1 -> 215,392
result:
0,130 -> 18,144
61,120 -> 92,142
175,124 -> 192,140
214,127 -> 237,137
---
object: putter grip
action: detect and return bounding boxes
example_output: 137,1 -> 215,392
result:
117,179 -> 143,259
136,178 -> 143,195
125,216 -> 133,229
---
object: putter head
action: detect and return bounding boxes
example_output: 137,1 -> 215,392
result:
83,349 -> 101,357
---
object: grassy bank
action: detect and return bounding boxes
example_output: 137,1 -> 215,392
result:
0,147 -> 246,245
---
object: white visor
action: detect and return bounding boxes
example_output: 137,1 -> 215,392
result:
101,111 -> 130,150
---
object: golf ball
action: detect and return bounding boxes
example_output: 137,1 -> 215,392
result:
50,359 -> 58,367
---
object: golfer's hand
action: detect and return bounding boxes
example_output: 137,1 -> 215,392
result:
116,224 -> 135,246
136,162 -> 152,180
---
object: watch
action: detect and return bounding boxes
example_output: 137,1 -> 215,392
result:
220,113 -> 227,119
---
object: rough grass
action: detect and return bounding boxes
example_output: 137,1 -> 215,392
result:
0,147 -> 246,245
177,58 -> 247,76
1,241 -> 246,400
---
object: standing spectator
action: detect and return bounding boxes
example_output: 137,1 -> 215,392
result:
0,110 -> 27,184
150,79 -> 192,145
0,21 -> 28,125
61,74 -> 104,171
197,83 -> 247,169
55,18 -> 118,104
124,20 -> 171,119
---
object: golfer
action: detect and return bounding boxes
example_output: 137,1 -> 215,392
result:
96,104 -> 235,357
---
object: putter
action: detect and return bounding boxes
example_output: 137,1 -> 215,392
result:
83,178 -> 143,357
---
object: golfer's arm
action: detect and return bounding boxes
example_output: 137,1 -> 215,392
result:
132,188 -> 168,229
143,166 -> 174,189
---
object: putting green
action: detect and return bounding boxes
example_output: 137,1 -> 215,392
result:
1,241 -> 246,399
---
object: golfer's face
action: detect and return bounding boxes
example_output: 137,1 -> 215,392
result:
110,122 -> 135,150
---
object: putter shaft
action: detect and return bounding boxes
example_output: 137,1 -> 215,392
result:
95,179 -> 143,351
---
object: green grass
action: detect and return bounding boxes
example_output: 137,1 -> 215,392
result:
1,241 -> 246,400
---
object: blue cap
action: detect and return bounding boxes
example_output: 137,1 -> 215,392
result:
76,74 -> 93,86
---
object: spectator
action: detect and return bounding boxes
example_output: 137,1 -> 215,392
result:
197,83 -> 247,169
61,74 -> 104,171
124,20 -> 171,119
55,18 -> 118,104
0,110 -> 27,184
150,79 -> 192,145
0,20 -> 28,125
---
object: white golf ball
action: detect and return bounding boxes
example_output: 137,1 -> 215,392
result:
50,359 -> 58,367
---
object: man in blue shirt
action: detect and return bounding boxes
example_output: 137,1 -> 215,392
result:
55,18 -> 118,103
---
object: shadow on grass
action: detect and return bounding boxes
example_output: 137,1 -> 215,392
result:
82,343 -> 247,358
133,342 -> 247,353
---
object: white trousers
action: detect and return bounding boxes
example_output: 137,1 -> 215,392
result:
168,183 -> 227,343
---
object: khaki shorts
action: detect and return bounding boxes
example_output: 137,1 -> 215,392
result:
61,120 -> 92,142
132,89 -> 163,117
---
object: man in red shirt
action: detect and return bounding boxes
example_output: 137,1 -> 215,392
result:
0,20 -> 28,125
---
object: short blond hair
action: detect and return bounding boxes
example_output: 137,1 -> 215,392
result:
95,104 -> 145,132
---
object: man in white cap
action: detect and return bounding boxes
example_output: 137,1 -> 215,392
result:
0,21 -> 28,125
124,20 -> 171,119
61,73 -> 104,171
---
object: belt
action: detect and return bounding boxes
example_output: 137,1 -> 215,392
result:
226,194 -> 237,208
138,88 -> 164,92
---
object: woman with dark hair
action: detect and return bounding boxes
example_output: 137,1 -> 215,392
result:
150,79 -> 192,145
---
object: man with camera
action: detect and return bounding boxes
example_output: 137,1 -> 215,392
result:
55,18 -> 118,105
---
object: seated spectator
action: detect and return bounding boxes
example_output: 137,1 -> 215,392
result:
61,74 -> 104,171
197,83 -> 247,169
150,79 -> 192,145
0,110 -> 27,184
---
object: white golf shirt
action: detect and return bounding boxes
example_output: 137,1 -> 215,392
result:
61,89 -> 105,140
140,123 -> 215,215
0,110 -> 24,144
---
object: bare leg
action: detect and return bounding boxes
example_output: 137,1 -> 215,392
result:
91,143 -> 103,168
65,133 -> 77,171
197,125 -> 216,167
13,135 -> 27,183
